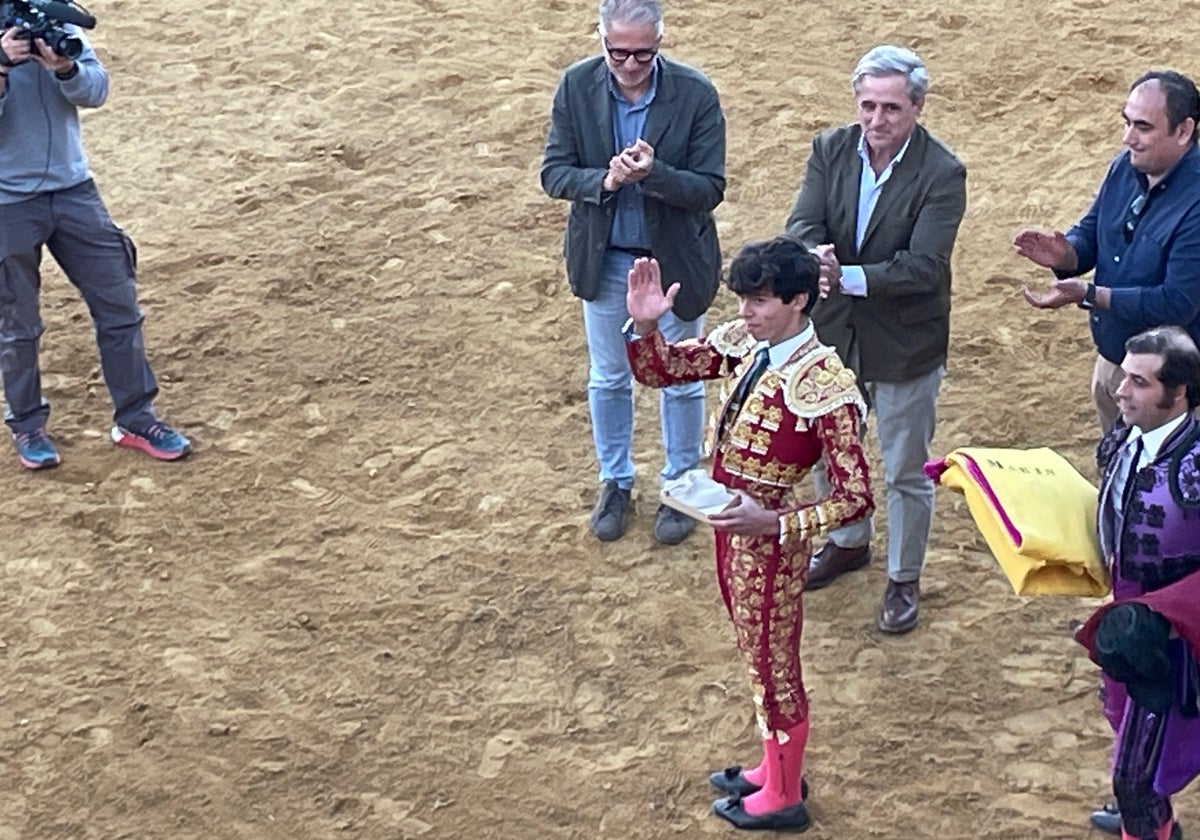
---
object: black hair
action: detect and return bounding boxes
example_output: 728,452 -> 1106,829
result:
1125,325 -> 1200,410
1130,70 -> 1200,144
725,237 -> 820,314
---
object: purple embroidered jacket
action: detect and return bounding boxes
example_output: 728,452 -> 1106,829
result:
1080,416 -> 1200,795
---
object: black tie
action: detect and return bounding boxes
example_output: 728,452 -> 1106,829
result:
720,347 -> 770,438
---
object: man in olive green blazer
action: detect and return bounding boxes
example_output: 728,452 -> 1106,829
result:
785,44 -> 967,634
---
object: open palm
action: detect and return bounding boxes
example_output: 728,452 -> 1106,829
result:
1014,229 -> 1074,270
626,257 -> 679,324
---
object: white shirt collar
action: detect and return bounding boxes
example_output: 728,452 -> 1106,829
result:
1127,412 -> 1190,467
755,321 -> 815,369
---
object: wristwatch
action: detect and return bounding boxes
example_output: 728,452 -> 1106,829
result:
1078,282 -> 1097,310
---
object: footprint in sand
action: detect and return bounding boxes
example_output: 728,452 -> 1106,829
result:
476,728 -> 526,779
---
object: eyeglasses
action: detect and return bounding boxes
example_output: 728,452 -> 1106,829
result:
603,39 -> 658,64
1123,192 -> 1148,243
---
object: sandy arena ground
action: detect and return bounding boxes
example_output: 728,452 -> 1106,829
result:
3,0 -> 1199,838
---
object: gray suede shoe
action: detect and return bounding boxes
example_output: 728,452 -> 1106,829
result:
590,481 -> 631,542
653,503 -> 695,545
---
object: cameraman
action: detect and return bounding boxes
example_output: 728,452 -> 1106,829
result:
0,22 -> 190,469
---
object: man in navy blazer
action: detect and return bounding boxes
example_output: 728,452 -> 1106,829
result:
541,0 -> 725,545
785,45 -> 967,634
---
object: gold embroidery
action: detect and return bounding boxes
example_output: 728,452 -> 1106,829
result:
628,336 -> 667,388
705,326 -> 873,732
739,392 -> 767,425
629,329 -> 727,387
708,319 -> 757,357
723,533 -> 809,732
749,429 -> 772,455
720,443 -> 812,489
760,405 -> 784,432
780,341 -> 867,421
779,407 -> 872,545
760,460 -> 782,484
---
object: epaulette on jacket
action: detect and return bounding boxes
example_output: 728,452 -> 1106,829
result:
780,344 -> 866,421
708,320 -> 756,360
1167,422 -> 1200,509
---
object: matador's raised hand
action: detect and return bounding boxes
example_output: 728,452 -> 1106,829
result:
626,257 -> 680,334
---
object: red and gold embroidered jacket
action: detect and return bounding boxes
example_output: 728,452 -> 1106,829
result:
627,319 -> 874,548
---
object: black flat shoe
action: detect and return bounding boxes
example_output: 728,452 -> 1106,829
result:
1089,802 -> 1120,836
712,795 -> 811,832
709,766 -> 760,796
708,766 -> 810,800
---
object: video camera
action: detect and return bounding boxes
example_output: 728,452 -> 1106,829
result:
0,0 -> 96,60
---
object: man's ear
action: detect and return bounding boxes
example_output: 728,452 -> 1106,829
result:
1177,117 -> 1196,146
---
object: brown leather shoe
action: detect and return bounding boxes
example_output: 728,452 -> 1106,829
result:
805,542 -> 871,590
878,579 -> 920,634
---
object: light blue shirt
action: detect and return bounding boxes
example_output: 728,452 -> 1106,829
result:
756,321 -> 815,368
839,132 -> 913,297
607,62 -> 658,250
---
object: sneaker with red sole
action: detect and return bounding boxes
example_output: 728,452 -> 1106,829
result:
12,427 -> 62,470
111,422 -> 192,461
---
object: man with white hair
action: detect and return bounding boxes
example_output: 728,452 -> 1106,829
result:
784,45 -> 967,633
542,0 -> 725,545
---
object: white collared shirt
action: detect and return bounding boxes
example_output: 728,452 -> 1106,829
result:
753,321 -> 814,369
1107,413 -> 1190,528
1128,412 -> 1191,470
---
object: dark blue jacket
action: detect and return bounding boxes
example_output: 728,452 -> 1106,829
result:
1060,146 -> 1200,363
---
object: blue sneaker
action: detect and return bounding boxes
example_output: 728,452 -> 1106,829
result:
110,422 -> 192,461
13,427 -> 62,470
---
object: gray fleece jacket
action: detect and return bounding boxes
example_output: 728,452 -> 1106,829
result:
0,27 -> 108,202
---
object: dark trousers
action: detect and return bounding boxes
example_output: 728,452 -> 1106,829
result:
0,180 -> 158,434
1113,702 -> 1173,838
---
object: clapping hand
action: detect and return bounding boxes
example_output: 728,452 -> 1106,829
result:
1013,228 -> 1077,272
620,139 -> 654,181
813,243 -> 841,298
1021,278 -> 1086,310
608,139 -> 654,187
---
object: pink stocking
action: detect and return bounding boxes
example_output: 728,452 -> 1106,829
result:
742,718 -> 809,816
1122,820 -> 1176,840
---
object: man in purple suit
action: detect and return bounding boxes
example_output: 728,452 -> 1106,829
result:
1075,325 -> 1200,840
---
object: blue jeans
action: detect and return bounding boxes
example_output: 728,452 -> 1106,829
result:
0,181 -> 159,434
581,249 -> 705,490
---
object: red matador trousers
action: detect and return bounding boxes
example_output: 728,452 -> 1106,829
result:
715,530 -> 809,735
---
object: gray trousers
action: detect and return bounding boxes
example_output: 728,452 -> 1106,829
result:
0,180 -> 158,434
813,366 -> 944,583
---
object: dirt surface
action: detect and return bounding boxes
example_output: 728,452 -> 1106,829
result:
3,1 -> 1199,838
